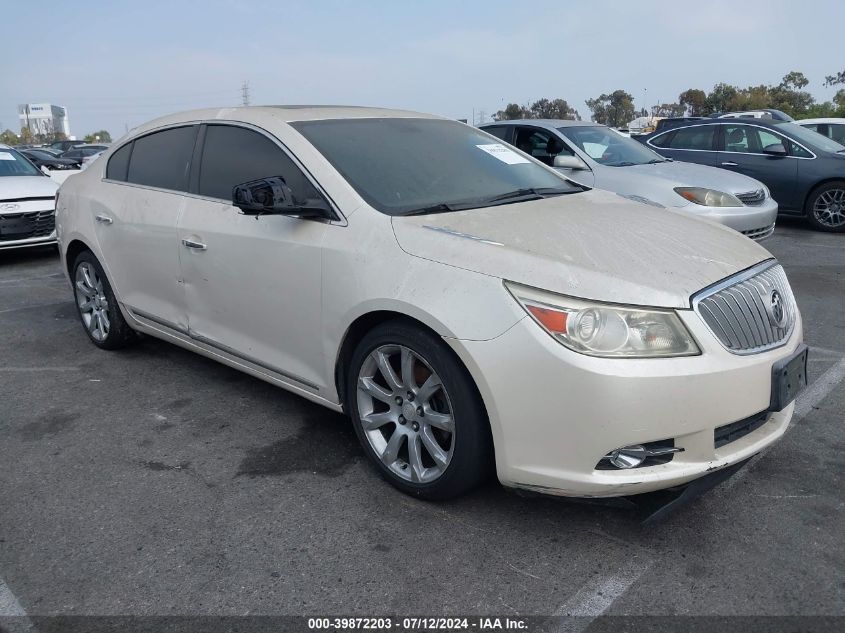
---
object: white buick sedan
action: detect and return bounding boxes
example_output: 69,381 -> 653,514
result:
56,107 -> 807,500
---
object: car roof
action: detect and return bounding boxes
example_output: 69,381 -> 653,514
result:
125,105 -> 444,140
797,118 -> 845,125
480,119 -> 600,130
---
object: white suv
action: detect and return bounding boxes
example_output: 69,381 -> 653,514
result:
56,107 -> 806,501
0,144 -> 59,251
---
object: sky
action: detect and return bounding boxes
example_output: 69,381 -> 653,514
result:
2,0 -> 843,140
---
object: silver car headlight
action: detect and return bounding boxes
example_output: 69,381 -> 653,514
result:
674,187 -> 742,207
505,282 -> 700,358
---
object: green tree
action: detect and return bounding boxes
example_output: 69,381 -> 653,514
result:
678,89 -> 707,116
651,103 -> 686,118
19,127 -> 33,145
84,129 -> 112,143
493,103 -> 531,121
529,98 -> 579,120
824,70 -> 845,87
585,90 -> 635,127
704,83 -> 738,114
0,129 -> 18,145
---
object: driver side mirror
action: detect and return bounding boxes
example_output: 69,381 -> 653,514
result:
232,177 -> 332,219
553,154 -> 589,170
762,143 -> 787,157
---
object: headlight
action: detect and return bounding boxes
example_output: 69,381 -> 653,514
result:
674,187 -> 742,207
505,282 -> 700,358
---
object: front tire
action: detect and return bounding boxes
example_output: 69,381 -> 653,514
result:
806,181 -> 845,232
72,250 -> 136,350
347,320 -> 492,500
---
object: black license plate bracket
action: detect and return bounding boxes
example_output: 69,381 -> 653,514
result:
770,344 -> 808,412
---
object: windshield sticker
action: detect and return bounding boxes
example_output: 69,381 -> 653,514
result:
476,143 -> 530,165
0,152 -> 17,161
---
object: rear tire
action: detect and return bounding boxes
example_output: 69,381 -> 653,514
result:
805,181 -> 845,232
346,320 -> 492,500
72,250 -> 136,350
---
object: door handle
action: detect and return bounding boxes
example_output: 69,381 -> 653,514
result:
721,161 -> 739,167
181,238 -> 207,251
95,214 -> 113,224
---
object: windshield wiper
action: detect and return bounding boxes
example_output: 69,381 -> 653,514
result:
483,187 -> 574,204
646,158 -> 667,164
402,202 -> 468,216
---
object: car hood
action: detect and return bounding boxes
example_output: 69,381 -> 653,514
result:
592,161 -> 766,208
0,175 -> 58,201
391,189 -> 771,309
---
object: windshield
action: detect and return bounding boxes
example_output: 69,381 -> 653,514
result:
291,118 -> 580,215
557,125 -> 665,166
26,150 -> 54,160
781,123 -> 845,153
0,149 -> 42,177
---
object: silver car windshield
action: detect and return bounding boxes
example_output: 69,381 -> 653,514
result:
558,125 -> 666,167
292,118 -> 581,216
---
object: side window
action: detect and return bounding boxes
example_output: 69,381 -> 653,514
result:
789,141 -> 813,158
106,143 -> 132,181
649,130 -> 675,148
830,124 -> 845,145
757,129 -> 783,151
127,126 -> 197,192
198,124 -> 323,204
801,124 -> 819,134
482,126 -> 510,141
723,125 -> 751,152
666,126 -> 716,150
512,127 -> 571,166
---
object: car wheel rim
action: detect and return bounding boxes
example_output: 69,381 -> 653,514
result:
74,263 -> 110,341
356,344 -> 455,484
813,188 -> 845,228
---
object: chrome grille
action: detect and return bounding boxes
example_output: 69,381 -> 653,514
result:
741,223 -> 775,241
736,189 -> 766,205
692,262 -> 797,355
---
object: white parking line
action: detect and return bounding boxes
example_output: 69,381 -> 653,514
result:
719,352 -> 845,494
554,556 -> 654,631
553,349 -> 845,631
0,577 -> 27,613
794,354 -> 845,419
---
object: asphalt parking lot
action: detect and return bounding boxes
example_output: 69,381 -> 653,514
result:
0,219 -> 843,626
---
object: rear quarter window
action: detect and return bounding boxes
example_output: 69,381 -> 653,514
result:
106,143 -> 132,181
126,126 -> 197,192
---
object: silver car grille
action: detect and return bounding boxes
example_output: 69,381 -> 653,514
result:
741,222 -> 775,241
736,189 -> 766,205
692,261 -> 796,355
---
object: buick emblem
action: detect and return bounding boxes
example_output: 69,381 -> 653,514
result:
766,289 -> 787,328
0,202 -> 20,212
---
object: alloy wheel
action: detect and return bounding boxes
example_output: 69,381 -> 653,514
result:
813,188 -> 845,228
74,262 -> 111,341
356,344 -> 455,484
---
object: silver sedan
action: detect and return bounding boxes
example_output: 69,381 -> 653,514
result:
481,120 -> 778,240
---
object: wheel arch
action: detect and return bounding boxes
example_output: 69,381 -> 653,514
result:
64,238 -> 93,278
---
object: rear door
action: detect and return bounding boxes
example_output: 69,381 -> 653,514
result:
95,125 -> 197,329
647,124 -> 719,166
716,124 -> 799,209
177,123 -> 330,390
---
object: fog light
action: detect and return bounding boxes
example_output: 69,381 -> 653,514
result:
600,443 -> 684,470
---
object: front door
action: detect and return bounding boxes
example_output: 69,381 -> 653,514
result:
177,123 -> 329,391
716,124 -> 799,209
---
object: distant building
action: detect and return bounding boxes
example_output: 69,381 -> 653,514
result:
18,103 -> 72,138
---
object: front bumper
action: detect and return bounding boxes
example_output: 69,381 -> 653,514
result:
446,307 -> 803,498
678,197 -> 778,240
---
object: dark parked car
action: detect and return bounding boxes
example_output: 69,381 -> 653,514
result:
60,145 -> 109,161
19,149 -> 80,170
49,140 -> 89,153
642,119 -> 845,231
